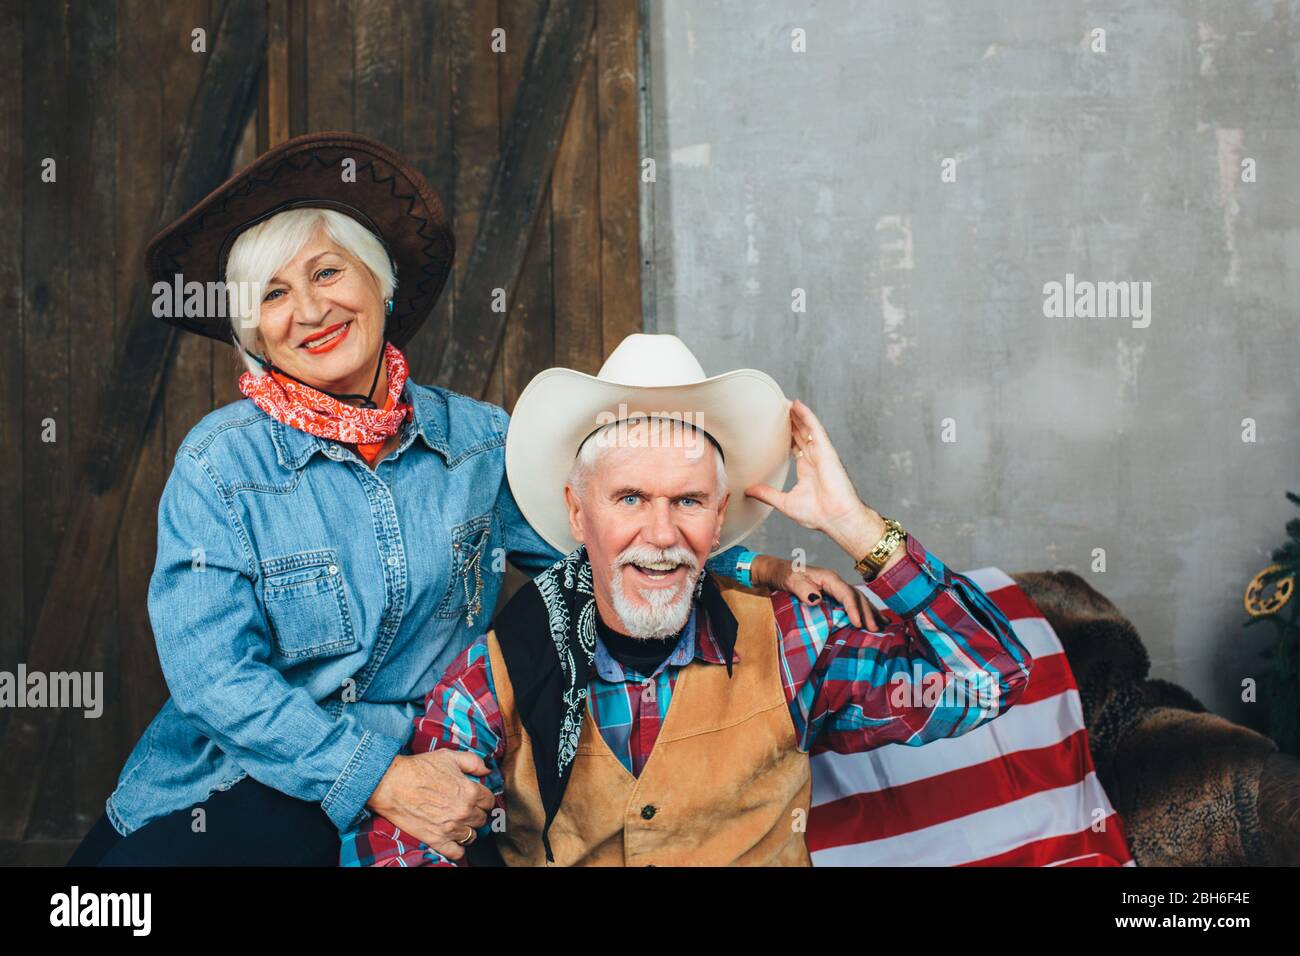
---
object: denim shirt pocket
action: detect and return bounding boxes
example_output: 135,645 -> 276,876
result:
259,547 -> 359,661
435,513 -> 494,628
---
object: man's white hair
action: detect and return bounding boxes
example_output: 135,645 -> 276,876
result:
566,417 -> 728,500
223,207 -> 396,376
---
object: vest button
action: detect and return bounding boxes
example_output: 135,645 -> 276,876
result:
640,804 -> 657,820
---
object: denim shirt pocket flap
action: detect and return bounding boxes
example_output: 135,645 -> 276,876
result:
435,513 -> 494,625
259,547 -> 358,661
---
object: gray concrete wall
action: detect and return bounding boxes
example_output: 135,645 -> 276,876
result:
643,0 -> 1300,724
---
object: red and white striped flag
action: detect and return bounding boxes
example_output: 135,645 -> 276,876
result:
808,567 -> 1136,867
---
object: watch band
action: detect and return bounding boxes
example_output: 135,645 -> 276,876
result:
854,517 -> 906,578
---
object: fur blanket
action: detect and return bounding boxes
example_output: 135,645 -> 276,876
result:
1011,570 -> 1300,867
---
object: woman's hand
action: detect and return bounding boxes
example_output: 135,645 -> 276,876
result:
366,750 -> 496,861
750,554 -> 879,630
746,400 -> 895,573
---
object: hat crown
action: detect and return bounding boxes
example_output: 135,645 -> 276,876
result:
596,333 -> 707,387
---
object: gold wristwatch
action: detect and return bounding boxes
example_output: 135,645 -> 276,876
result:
853,516 -> 906,578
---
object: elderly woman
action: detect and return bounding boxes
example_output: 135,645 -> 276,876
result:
66,133 -> 869,866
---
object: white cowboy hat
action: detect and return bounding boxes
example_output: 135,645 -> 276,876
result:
505,333 -> 792,557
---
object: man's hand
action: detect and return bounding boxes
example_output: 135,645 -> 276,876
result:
366,750 -> 496,862
749,554 -> 879,630
746,400 -> 904,578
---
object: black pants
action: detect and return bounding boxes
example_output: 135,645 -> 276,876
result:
67,778 -> 339,866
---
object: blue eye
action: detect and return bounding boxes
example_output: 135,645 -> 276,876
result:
679,497 -> 700,508
315,267 -> 339,281
263,288 -> 285,303
621,494 -> 640,506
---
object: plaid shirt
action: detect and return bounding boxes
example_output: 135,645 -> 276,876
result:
340,533 -> 1034,866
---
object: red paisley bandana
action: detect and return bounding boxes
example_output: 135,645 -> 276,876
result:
238,341 -> 413,446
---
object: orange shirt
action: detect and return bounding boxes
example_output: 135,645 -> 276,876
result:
353,387 -> 397,467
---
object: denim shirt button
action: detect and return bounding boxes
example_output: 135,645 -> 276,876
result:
328,564 -> 339,575
387,556 -> 399,567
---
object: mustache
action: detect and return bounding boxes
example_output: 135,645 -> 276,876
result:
615,544 -> 700,572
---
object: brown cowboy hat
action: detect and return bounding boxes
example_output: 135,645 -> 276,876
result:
145,131 -> 454,349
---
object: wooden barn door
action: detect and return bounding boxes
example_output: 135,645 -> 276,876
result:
0,0 -> 644,862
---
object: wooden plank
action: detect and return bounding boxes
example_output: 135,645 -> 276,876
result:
420,0 -> 596,399
439,0 -> 503,404
213,104 -> 261,409
110,0 -> 164,769
304,0 -> 354,131
595,0 -> 643,346
263,0 -> 290,148
122,0 -> 214,765
18,0 -> 72,844
58,0 -> 120,841
551,50 -> 603,375
499,0 -> 555,412
21,0 -> 72,680
286,0 -> 307,137
0,0 -> 27,738
352,0 -> 402,147
0,0 -> 267,841
163,0 -> 217,468
398,0 -> 455,383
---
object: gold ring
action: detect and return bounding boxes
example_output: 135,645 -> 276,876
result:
456,829 -> 476,846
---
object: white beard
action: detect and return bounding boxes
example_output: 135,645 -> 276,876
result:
608,544 -> 702,639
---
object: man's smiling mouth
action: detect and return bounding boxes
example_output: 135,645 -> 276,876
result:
630,561 -> 684,581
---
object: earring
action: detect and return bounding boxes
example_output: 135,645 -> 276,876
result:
384,297 -> 395,315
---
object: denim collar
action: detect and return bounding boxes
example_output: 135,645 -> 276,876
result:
269,380 -> 451,470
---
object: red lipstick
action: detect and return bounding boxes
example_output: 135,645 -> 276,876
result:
300,321 -> 351,354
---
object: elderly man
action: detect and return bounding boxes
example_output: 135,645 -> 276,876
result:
340,334 -> 1033,866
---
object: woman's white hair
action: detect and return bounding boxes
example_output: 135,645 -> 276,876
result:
223,207 -> 396,376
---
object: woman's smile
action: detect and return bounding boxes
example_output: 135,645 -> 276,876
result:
300,320 -> 352,354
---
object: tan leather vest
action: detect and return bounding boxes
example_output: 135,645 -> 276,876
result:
484,578 -> 812,866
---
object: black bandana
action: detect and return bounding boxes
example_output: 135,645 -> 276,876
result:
491,545 -> 737,863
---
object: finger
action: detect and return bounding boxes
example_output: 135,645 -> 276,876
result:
793,400 -> 834,451
391,818 -> 438,850
855,590 -> 880,631
819,576 -> 863,628
745,482 -> 787,511
790,420 -> 810,454
433,838 -> 466,862
789,421 -> 814,465
464,805 -> 489,830
826,572 -> 876,631
463,780 -> 496,812
785,573 -> 823,605
448,751 -> 491,776
451,796 -> 490,829
789,400 -> 814,444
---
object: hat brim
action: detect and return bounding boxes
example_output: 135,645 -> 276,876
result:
145,132 -> 454,349
505,367 -> 792,557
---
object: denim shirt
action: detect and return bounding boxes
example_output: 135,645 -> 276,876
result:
105,379 -> 748,836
